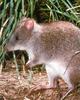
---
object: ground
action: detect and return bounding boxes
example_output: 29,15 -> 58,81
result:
0,65 -> 80,100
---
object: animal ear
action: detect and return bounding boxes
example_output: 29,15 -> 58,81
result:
24,19 -> 34,31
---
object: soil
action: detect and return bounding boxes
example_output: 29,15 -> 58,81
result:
0,65 -> 80,100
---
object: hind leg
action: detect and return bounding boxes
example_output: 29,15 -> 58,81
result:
64,77 -> 74,89
45,65 -> 58,89
34,65 -> 58,90
29,64 -> 58,92
61,72 -> 74,100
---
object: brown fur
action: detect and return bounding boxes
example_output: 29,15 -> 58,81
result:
5,18 -> 80,90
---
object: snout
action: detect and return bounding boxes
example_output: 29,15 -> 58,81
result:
4,43 -> 16,52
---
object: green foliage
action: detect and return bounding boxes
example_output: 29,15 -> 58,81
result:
0,0 -> 39,64
37,0 -> 80,24
0,0 -> 80,63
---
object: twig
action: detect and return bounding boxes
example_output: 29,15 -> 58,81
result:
0,18 -> 9,37
0,63 -> 3,74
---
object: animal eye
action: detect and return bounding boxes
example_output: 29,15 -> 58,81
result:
15,35 -> 19,41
